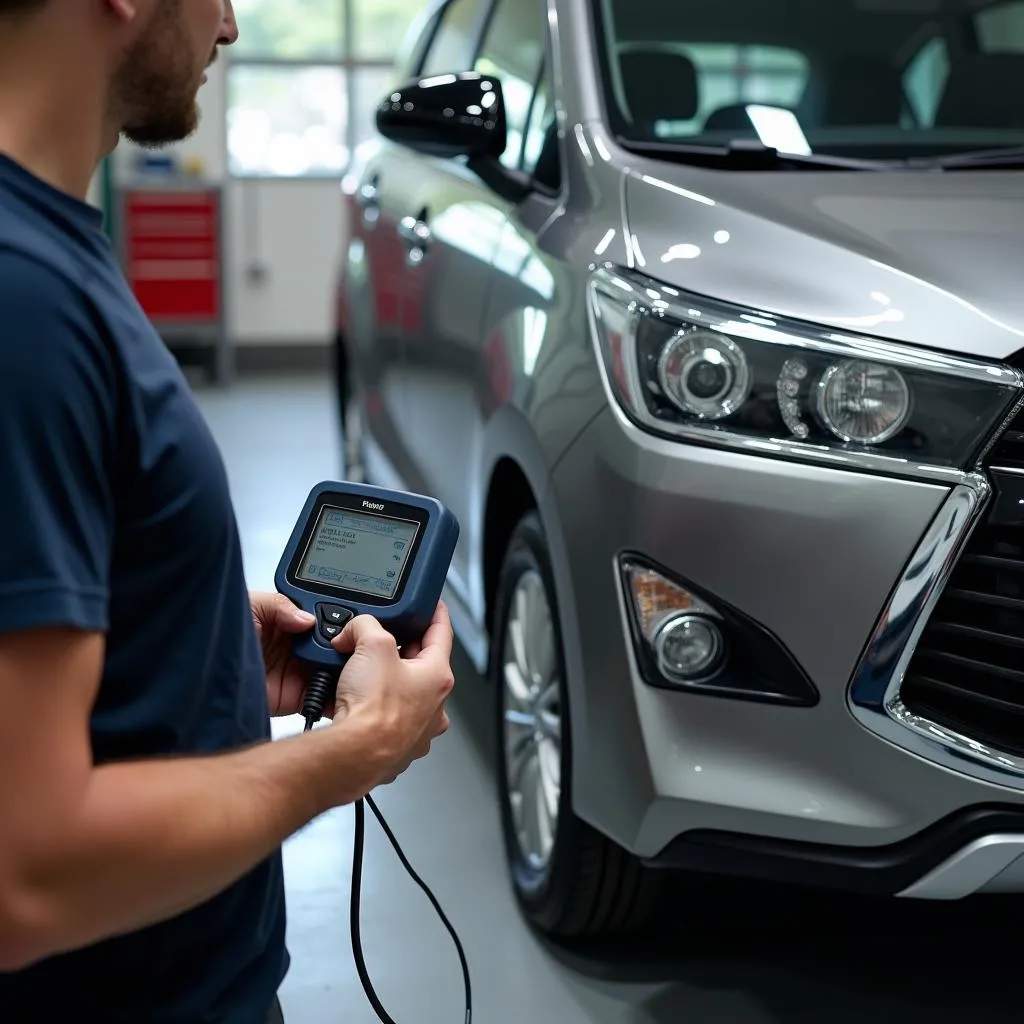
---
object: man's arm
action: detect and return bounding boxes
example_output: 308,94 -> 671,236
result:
0,606 -> 458,973
0,624 -> 390,970
0,251 -> 388,969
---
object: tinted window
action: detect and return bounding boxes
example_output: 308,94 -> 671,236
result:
474,0 -> 547,170
420,0 -> 489,77
597,0 -> 1024,160
622,43 -> 809,141
977,0 -> 1024,49
904,1 -> 1024,125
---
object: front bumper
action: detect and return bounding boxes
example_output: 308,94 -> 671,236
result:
647,804 -> 1024,898
547,405 -> 1024,894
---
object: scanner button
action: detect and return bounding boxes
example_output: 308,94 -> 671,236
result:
318,604 -> 354,627
318,623 -> 342,642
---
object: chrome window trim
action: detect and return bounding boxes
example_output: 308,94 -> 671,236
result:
848,470 -> 1024,789
587,265 -> 1024,486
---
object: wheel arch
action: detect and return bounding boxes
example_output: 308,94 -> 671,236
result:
482,457 -> 538,642
476,408 -> 588,753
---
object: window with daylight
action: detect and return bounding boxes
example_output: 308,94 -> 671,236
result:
226,0 -> 431,178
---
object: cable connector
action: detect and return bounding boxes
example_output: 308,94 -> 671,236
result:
302,667 -> 337,731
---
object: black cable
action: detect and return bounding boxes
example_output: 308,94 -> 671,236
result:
362,792 -> 472,1024
301,668 -> 337,733
302,699 -> 472,1024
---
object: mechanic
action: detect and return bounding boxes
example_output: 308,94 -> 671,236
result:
0,1 -> 456,1021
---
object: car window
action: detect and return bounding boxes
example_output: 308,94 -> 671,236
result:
521,60 -> 561,193
419,0 -> 490,78
976,0 -> 1024,49
474,0 -> 547,170
624,44 -> 809,142
598,0 -> 1024,161
904,1 -> 1024,126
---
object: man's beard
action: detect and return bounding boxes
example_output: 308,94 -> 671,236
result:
113,0 -> 207,147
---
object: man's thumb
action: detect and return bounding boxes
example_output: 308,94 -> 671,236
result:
277,595 -> 315,629
331,613 -> 380,655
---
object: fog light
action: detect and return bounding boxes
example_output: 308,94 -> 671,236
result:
618,554 -> 819,706
654,613 -> 723,683
620,558 -> 728,688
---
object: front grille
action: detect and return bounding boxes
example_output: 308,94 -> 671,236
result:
900,409 -> 1024,758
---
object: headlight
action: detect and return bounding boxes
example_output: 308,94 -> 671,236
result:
588,266 -> 1022,480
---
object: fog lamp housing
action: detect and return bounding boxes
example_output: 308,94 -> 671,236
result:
618,554 -> 818,706
654,613 -> 725,683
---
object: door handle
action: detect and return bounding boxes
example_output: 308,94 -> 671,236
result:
398,209 -> 432,264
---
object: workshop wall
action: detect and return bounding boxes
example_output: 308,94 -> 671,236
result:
111,57 -> 347,350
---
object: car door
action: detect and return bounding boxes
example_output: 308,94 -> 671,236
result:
397,0 -> 553,607
343,0 -> 491,490
345,143 -> 430,490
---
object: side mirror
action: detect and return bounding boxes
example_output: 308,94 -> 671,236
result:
375,72 -> 507,160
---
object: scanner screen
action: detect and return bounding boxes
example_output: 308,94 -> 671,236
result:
296,506 -> 420,600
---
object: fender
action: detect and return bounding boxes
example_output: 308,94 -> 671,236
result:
469,404 -> 592,796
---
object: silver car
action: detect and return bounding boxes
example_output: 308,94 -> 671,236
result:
333,0 -> 1024,936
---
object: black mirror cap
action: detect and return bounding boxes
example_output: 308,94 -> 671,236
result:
375,72 -> 507,160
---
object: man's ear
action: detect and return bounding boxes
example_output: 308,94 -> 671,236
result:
104,0 -> 141,24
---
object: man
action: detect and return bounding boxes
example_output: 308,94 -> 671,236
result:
0,1 -> 455,1021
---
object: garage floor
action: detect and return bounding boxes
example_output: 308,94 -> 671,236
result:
197,374 -> 1021,1024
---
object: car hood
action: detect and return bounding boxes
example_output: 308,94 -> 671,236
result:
623,160 -> 1024,361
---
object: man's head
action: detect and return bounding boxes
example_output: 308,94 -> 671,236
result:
113,0 -> 237,147
0,0 -> 238,148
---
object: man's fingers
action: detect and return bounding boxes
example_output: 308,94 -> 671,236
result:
272,593 -> 315,633
332,613 -> 396,656
413,601 -> 454,663
432,599 -> 451,630
251,591 -> 315,632
332,603 -> 451,659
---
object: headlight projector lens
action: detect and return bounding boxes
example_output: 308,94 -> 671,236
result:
816,359 -> 911,445
657,329 -> 750,421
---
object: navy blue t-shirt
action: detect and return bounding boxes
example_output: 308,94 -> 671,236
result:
0,155 -> 288,1021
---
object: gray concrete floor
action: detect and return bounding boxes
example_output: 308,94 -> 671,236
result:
196,374 -> 1020,1024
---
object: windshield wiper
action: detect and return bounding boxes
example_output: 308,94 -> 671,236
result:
616,138 -> 892,171
923,145 -> 1024,170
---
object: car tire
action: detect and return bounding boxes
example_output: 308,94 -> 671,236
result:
493,511 -> 662,938
332,331 -> 350,438
333,332 -> 366,483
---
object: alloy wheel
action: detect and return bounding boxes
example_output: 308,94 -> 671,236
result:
343,401 -> 365,483
502,569 -> 562,871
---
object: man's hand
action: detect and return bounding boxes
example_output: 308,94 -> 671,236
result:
330,601 -> 455,786
250,592 -> 319,717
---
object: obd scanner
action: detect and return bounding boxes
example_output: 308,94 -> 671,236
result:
275,481 -> 470,1024
276,480 -> 460,730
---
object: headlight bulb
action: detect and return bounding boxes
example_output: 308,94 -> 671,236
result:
816,359 -> 911,445
657,329 -> 750,421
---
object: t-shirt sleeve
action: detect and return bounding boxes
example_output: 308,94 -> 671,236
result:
0,249 -> 117,635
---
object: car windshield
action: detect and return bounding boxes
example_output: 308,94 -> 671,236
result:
594,0 -> 1024,164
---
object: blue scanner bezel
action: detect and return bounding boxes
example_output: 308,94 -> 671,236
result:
275,481 -> 460,668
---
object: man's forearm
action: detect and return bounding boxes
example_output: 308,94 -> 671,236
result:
4,718 -> 381,969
